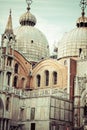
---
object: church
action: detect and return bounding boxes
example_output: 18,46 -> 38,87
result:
0,0 -> 87,130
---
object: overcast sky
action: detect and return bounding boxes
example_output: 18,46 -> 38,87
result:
0,0 -> 84,51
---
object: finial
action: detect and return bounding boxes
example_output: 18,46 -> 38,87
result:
26,0 -> 32,11
80,0 -> 87,17
10,9 -> 12,15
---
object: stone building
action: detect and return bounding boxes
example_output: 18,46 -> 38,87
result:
0,0 -> 87,130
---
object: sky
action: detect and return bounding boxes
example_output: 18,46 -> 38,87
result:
0,0 -> 84,52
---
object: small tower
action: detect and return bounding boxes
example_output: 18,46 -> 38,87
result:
1,10 -> 15,91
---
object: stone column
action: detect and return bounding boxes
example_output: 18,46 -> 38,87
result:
4,119 -> 6,130
0,119 -> 3,130
7,120 -> 10,130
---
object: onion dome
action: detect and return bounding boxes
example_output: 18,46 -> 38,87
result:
58,0 -> 87,59
19,7 -> 36,26
14,0 -> 49,62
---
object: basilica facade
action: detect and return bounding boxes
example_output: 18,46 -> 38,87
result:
0,0 -> 87,130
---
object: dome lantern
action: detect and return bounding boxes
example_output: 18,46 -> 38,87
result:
19,0 -> 37,26
76,0 -> 87,27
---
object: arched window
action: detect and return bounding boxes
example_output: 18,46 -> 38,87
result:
0,98 -> 4,117
6,97 -> 10,111
14,63 -> 19,73
53,72 -> 57,85
6,72 -> 11,86
84,105 -> 87,116
21,77 -> 26,88
19,108 -> 25,121
13,76 -> 18,88
37,75 -> 41,87
79,48 -> 82,57
7,57 -> 12,66
45,70 -> 49,86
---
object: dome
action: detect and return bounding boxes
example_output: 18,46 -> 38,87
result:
19,11 -> 36,26
14,3 -> 49,62
14,26 -> 49,62
58,16 -> 87,59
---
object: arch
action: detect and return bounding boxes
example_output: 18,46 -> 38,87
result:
32,59 -> 67,88
0,98 -> 4,117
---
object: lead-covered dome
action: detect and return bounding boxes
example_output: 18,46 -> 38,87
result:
14,3 -> 49,62
19,9 -> 36,26
58,15 -> 87,59
58,0 -> 87,59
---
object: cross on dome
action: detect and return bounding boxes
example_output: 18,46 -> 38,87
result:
26,0 -> 32,5
80,0 -> 87,16
10,9 -> 12,15
26,0 -> 32,10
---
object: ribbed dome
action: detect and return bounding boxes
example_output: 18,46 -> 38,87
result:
58,27 -> 87,59
19,10 -> 36,26
14,26 -> 49,62
14,2 -> 49,62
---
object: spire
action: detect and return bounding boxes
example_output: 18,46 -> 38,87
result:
4,9 -> 13,34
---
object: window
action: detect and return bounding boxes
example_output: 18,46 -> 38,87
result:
13,76 -> 18,88
19,108 -> 25,121
53,72 -> 57,85
21,78 -> 26,88
7,57 -> 12,66
79,48 -> 82,57
7,72 -> 11,86
64,60 -> 67,65
31,123 -> 35,130
31,40 -> 34,43
14,63 -> 19,73
31,108 -> 35,120
6,97 -> 10,111
21,78 -> 25,88
51,125 -> 59,130
45,70 -> 49,86
36,75 -> 41,87
84,105 -> 87,116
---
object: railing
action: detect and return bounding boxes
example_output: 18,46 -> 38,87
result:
0,86 -> 69,99
19,88 -> 69,99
